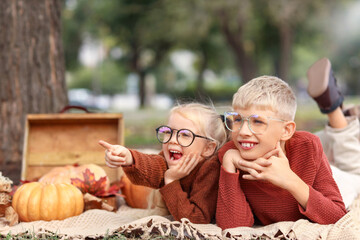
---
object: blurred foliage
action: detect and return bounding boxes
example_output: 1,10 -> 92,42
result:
60,0 -> 360,151
67,60 -> 127,95
62,0 -> 89,71
122,108 -> 168,149
169,82 -> 240,103
62,0 -> 360,104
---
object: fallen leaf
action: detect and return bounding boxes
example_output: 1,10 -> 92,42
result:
71,168 -> 108,196
83,193 -> 114,212
5,206 -> 18,226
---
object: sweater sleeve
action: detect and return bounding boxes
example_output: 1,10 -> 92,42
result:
122,149 -> 168,188
216,166 -> 254,229
159,157 -> 220,224
299,139 -> 347,224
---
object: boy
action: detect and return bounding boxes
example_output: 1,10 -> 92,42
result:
216,76 -> 346,229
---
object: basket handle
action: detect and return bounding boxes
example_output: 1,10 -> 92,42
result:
59,105 -> 90,113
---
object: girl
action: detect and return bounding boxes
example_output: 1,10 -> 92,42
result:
99,102 -> 228,223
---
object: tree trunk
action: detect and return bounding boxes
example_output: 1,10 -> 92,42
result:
0,0 -> 67,183
218,10 -> 257,83
277,22 -> 292,82
130,43 -> 147,109
138,70 -> 146,108
196,47 -> 208,101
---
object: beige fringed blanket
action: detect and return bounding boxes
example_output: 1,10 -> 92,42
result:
1,196 -> 360,240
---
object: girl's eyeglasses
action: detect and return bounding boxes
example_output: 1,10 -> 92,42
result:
155,125 -> 213,147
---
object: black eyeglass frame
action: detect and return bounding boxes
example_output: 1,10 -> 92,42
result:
155,125 -> 213,147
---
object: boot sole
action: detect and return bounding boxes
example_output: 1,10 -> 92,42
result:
307,57 -> 331,98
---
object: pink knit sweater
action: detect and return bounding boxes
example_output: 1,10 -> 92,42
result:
216,131 -> 346,229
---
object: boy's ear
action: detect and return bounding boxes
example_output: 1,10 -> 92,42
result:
202,141 -> 217,158
280,121 -> 296,141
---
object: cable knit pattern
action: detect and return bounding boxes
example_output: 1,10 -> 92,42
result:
122,150 -> 221,224
216,131 -> 347,230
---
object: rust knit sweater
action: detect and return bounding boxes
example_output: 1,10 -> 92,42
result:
216,131 -> 347,230
122,150 -> 221,224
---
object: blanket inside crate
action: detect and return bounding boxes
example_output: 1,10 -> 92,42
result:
1,195 -> 360,240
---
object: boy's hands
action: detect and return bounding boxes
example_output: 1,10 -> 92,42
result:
164,153 -> 201,185
239,142 -> 297,190
232,142 -> 310,209
98,140 -> 133,167
222,149 -> 272,173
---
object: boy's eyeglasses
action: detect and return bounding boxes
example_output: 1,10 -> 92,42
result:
224,112 -> 286,135
155,125 -> 213,147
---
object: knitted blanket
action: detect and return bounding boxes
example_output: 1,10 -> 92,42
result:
1,196 -> 360,240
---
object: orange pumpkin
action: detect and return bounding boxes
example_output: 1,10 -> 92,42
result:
39,164 -> 110,191
12,182 -> 84,222
120,175 -> 154,209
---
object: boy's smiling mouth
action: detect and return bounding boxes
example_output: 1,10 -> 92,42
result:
239,141 -> 258,150
169,149 -> 183,161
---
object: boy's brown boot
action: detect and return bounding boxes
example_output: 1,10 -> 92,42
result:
307,57 -> 344,114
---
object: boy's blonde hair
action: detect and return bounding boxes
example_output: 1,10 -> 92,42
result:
232,76 -> 297,120
170,102 -> 228,154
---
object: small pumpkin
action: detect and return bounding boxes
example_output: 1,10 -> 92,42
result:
39,164 -> 110,191
12,182 -> 84,222
120,175 -> 154,209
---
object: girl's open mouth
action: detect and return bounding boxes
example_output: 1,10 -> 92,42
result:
169,150 -> 183,161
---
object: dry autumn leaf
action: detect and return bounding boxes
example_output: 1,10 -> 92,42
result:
71,168 -> 108,196
83,193 -> 114,212
5,206 -> 18,226
71,168 -> 124,198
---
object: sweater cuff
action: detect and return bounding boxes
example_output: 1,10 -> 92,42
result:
159,180 -> 182,201
221,165 -> 240,177
298,185 -> 318,214
121,149 -> 139,174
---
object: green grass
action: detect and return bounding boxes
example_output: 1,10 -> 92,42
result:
1,232 -> 192,239
122,108 -> 167,150
1,232 -> 277,239
296,96 -> 360,132
1,232 -> 61,240
295,103 -> 327,132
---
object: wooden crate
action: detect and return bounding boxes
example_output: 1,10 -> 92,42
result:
21,113 -> 124,183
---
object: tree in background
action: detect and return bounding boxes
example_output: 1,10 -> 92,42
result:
205,0 -> 351,84
67,0 -> 186,108
166,0 -> 237,100
63,0 -> 360,103
328,0 -> 360,95
0,0 -> 67,183
62,0 -> 87,71
63,0 -> 239,105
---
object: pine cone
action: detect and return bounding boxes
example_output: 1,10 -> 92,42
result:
0,172 -> 13,217
0,172 -> 13,193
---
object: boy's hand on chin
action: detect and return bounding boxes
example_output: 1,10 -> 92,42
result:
164,153 -> 201,185
241,142 -> 296,189
223,149 -> 248,173
225,149 -> 272,175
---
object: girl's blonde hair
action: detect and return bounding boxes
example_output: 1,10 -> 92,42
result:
232,76 -> 297,120
170,102 -> 228,154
